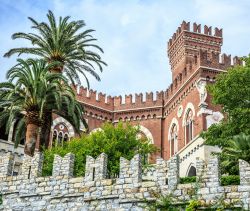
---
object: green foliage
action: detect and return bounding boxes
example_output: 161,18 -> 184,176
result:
180,176 -> 196,184
144,192 -> 243,211
202,55 -> 250,174
0,58 -> 85,148
186,200 -> 201,211
0,194 -> 2,205
4,10 -> 106,86
216,133 -> 250,175
42,122 -> 158,177
221,175 -> 240,186
203,56 -> 250,147
143,192 -> 186,211
222,133 -> 250,166
207,195 -> 242,211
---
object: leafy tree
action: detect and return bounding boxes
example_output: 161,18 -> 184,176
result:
202,55 -> 250,146
0,58 -> 85,156
202,55 -> 250,174
4,10 -> 106,86
4,10 -> 105,145
42,122 -> 158,177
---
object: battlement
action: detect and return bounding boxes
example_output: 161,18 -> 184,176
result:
75,86 -> 165,112
0,153 -> 250,210
168,21 -> 223,49
75,86 -> 114,111
113,91 -> 164,109
199,49 -> 243,69
167,21 -> 224,80
1,152 -> 250,210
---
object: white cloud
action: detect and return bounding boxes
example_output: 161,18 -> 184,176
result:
0,0 -> 249,96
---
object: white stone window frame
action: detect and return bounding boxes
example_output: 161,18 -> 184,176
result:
51,117 -> 75,147
182,103 -> 195,145
168,118 -> 179,157
52,129 -> 70,147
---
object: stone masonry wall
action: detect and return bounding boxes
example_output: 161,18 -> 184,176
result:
0,153 -> 250,210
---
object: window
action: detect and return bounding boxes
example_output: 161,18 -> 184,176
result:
64,134 -> 69,143
185,109 -> 194,144
58,132 -> 63,146
52,130 -> 58,147
170,124 -> 178,156
187,166 -> 196,177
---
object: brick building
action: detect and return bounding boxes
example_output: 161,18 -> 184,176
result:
0,21 -> 242,176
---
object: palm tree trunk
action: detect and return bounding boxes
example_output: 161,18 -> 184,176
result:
50,66 -> 63,74
39,111 -> 52,149
24,123 -> 39,156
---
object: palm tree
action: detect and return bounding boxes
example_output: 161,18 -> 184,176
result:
4,10 -> 106,87
222,133 -> 250,163
0,58 -> 85,156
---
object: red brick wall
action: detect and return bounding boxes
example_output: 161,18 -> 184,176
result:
51,21 -> 240,161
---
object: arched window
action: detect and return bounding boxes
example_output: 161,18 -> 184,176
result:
52,130 -> 58,147
58,132 -> 63,146
185,109 -> 194,144
187,166 -> 197,177
170,124 -> 178,156
64,133 -> 69,143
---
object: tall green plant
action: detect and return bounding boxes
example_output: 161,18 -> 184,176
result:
0,58 -> 85,156
202,55 -> 250,174
4,10 -> 106,86
219,133 -> 250,174
202,55 -> 250,148
42,122 -> 158,177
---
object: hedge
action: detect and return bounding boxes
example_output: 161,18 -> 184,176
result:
180,176 -> 196,184
221,175 -> 240,186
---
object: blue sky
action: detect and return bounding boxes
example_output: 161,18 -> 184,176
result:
0,0 -> 250,97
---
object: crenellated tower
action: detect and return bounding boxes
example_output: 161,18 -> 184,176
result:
167,21 -> 223,80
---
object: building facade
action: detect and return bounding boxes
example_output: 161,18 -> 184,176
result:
0,21 -> 242,176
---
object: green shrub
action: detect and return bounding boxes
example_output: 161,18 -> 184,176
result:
179,176 -> 196,184
42,122 -> 158,177
221,175 -> 240,186
186,199 -> 201,211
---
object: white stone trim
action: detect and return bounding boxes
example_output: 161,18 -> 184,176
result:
90,128 -> 103,134
52,129 -> 58,137
168,118 -> 179,141
186,163 -> 196,177
51,117 -> 75,137
137,125 -> 154,144
182,102 -> 195,127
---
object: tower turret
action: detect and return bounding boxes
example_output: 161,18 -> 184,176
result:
167,21 -> 223,80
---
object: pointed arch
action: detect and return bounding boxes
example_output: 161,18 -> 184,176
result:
183,103 -> 195,144
168,118 -> 179,140
168,118 -> 179,157
182,102 -> 195,126
186,163 -> 196,177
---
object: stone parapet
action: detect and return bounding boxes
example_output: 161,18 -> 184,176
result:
0,153 -> 250,210
52,153 -> 75,177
